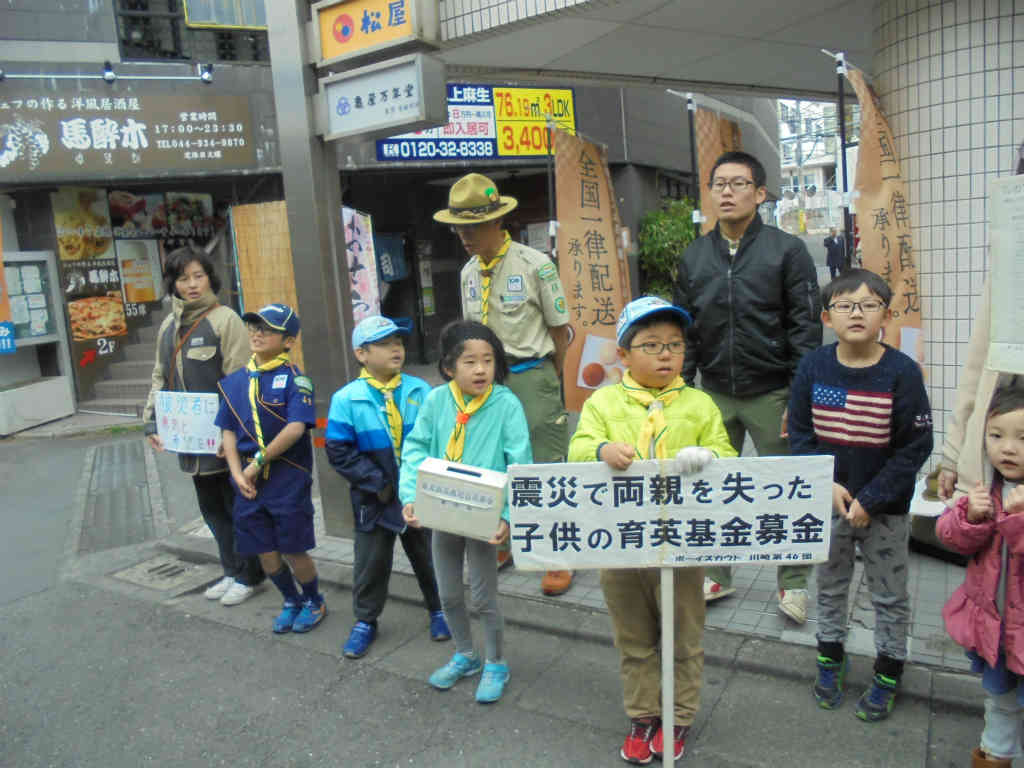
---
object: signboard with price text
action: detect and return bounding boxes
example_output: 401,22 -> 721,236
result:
376,83 -> 575,162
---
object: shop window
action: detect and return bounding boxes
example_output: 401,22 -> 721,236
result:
115,0 -> 269,63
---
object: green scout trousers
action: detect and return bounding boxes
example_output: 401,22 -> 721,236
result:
704,386 -> 810,591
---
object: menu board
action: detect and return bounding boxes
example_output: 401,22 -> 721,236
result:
6,260 -> 56,340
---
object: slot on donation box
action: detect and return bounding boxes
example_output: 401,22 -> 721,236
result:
415,457 -> 507,542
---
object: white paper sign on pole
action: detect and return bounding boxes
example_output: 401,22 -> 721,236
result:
507,456 -> 834,571
155,391 -> 222,455
989,175 -> 1024,374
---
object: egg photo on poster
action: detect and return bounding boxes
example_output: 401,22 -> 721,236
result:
575,333 -> 625,390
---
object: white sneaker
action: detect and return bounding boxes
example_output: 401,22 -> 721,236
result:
703,577 -> 735,602
220,580 -> 256,606
204,576 -> 234,600
778,588 -> 809,624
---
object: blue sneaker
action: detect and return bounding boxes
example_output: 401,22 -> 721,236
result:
475,661 -> 510,703
342,621 -> 376,658
272,600 -> 303,634
855,673 -> 898,722
291,597 -> 327,633
429,610 -> 451,642
813,655 -> 846,709
429,652 -> 482,690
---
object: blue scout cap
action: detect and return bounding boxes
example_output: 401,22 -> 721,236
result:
242,303 -> 300,337
351,315 -> 409,348
616,296 -> 692,346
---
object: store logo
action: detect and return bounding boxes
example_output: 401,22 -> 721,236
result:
332,14 -> 355,44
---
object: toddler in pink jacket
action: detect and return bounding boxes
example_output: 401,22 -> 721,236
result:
937,385 -> 1024,768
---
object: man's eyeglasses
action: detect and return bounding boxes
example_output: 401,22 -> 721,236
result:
630,341 -> 685,356
450,223 -> 484,235
827,300 -> 887,314
709,178 -> 755,193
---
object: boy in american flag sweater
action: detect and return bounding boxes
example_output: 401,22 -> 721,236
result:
787,268 -> 933,723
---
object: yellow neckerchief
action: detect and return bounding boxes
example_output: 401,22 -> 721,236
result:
621,371 -> 686,459
246,352 -> 291,477
477,231 -> 512,326
360,367 -> 403,460
443,380 -> 494,463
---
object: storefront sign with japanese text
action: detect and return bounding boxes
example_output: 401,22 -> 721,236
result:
319,54 -> 446,142
377,83 -> 576,162
507,456 -> 834,571
315,0 -> 436,65
989,175 -> 1024,374
0,87 -> 256,182
554,128 -> 631,412
0,242 -> 14,355
155,391 -> 221,454
845,67 -> 922,365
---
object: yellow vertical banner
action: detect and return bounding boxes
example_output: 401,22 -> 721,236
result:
694,107 -> 742,234
844,67 -> 923,364
554,127 -> 631,413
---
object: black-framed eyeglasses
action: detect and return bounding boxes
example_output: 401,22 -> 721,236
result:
246,323 -> 281,336
827,299 -> 887,314
630,341 -> 685,356
709,178 -> 755,193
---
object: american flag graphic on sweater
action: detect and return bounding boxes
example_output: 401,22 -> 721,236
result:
811,384 -> 893,447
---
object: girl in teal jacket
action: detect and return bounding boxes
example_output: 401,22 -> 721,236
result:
400,321 -> 532,705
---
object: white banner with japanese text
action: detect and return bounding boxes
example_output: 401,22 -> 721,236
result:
507,456 -> 833,570
155,391 -> 221,454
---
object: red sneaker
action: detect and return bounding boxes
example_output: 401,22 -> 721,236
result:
651,723 -> 689,761
620,718 -> 658,765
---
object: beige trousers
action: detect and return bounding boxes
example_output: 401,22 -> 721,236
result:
600,567 -> 706,723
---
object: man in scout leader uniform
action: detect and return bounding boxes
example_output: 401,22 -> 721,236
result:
434,172 -> 574,597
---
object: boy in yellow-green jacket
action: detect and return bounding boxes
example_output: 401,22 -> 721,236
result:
568,296 -> 737,765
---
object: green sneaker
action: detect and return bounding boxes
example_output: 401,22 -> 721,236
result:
813,654 -> 846,709
855,673 -> 898,722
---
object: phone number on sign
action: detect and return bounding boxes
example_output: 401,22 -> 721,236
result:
377,139 -> 496,161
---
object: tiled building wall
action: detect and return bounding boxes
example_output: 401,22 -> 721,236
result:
873,0 -> 1023,468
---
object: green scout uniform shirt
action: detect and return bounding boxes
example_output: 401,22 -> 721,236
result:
459,238 -> 568,360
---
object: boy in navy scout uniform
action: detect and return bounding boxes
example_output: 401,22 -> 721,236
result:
215,303 -> 327,635
325,315 -> 450,660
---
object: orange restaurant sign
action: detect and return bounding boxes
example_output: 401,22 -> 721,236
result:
316,0 -> 424,65
0,218 -> 13,354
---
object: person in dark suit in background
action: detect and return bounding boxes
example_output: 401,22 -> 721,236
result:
824,227 -> 847,279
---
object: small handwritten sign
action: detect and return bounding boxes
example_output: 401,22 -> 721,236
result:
155,391 -> 221,454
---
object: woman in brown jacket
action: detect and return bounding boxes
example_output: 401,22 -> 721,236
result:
142,245 -> 263,604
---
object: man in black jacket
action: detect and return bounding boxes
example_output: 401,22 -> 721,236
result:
675,151 -> 822,624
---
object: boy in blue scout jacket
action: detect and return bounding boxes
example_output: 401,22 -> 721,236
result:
215,303 -> 327,635
325,316 -> 450,660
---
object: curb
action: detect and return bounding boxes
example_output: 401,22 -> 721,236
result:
13,420 -> 146,441
157,533 -> 984,716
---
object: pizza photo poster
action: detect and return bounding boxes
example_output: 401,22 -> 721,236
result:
50,187 -> 129,396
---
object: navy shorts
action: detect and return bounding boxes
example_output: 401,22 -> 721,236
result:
232,471 -> 316,556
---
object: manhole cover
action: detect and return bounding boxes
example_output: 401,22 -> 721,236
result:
112,555 -> 217,593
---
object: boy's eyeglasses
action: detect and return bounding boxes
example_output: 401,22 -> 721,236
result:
709,178 -> 755,193
630,341 -> 686,356
246,323 -> 281,336
827,300 -> 887,314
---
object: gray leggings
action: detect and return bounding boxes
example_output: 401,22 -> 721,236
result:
431,530 -> 503,662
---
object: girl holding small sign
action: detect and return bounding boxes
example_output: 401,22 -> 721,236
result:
400,321 -> 532,704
